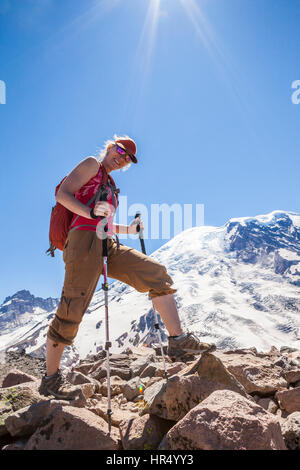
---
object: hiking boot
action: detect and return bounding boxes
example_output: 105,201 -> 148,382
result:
38,369 -> 82,401
167,332 -> 216,360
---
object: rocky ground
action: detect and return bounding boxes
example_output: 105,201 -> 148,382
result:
1,345 -> 300,450
0,350 -> 45,384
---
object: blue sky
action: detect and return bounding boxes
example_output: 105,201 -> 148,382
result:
0,0 -> 299,303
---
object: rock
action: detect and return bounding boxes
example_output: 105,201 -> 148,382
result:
0,383 -> 42,437
180,353 -> 249,398
281,347 -> 299,354
141,354 -> 247,421
123,377 -> 141,401
80,383 -> 96,400
153,345 -> 169,357
89,399 -> 139,428
286,351 -> 300,367
130,353 -> 156,378
125,346 -> 157,357
24,406 -> 120,450
280,412 -> 300,450
144,376 -> 163,389
2,439 -> 28,450
2,369 -> 37,388
89,354 -> 132,381
5,400 -> 69,437
268,346 -> 281,357
140,364 -> 157,379
66,370 -> 97,387
256,397 -> 278,414
143,375 -> 205,421
162,390 -> 287,450
223,347 -> 258,356
276,387 -> 300,414
72,362 -> 95,376
154,362 -> 186,378
214,351 -> 288,395
100,376 -> 126,397
119,414 -> 174,450
284,370 -> 300,385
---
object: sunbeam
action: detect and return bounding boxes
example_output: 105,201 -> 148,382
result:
136,0 -> 161,89
122,0 -> 162,127
179,0 -> 260,144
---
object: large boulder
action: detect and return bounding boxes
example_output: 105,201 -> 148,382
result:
180,353 -> 249,398
161,390 -> 287,450
215,351 -> 288,395
143,353 -> 250,422
143,375 -> 205,421
5,400 -> 69,437
23,406 -> 120,450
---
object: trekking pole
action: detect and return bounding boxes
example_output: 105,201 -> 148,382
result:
133,213 -> 168,381
98,185 -> 112,434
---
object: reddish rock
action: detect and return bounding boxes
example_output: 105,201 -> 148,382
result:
284,370 -> 300,385
119,414 -> 174,450
5,400 -> 67,437
154,362 -> 186,378
276,386 -> 300,414
280,412 -> 300,450
214,351 -> 288,395
24,406 -> 120,450
256,397 -> 278,414
2,369 -> 37,388
162,390 -> 286,450
143,375 -> 203,421
89,398 -> 138,427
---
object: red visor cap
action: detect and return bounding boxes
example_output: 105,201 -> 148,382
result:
115,138 -> 138,164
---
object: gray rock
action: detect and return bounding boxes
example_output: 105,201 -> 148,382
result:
5,400 -> 68,437
123,377 -> 141,401
281,412 -> 300,450
130,354 -> 155,378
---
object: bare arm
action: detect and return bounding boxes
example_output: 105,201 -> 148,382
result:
56,156 -> 100,219
113,220 -> 144,235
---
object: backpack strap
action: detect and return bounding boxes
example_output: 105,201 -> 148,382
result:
69,162 -> 113,229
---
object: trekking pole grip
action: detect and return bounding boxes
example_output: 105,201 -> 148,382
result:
134,212 -> 146,255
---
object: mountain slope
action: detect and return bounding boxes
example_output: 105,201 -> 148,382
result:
1,210 -> 300,366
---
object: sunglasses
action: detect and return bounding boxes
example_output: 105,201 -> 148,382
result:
115,144 -> 132,163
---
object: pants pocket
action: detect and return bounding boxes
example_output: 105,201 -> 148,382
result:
63,231 -> 95,264
54,286 -> 87,343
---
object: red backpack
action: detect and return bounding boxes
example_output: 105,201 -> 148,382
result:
46,165 -> 119,257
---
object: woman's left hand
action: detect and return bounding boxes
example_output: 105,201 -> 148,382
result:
128,220 -> 144,235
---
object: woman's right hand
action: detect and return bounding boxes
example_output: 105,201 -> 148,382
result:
93,201 -> 115,218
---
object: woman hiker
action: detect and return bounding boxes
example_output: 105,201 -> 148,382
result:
39,135 -> 216,400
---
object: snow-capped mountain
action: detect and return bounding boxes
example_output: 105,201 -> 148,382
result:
0,290 -> 58,334
1,210 -> 300,366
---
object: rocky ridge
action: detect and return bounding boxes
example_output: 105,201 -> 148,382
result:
1,344 -> 300,450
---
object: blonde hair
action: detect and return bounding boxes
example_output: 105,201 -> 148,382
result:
97,134 -> 132,172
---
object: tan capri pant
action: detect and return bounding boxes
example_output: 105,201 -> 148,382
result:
47,230 -> 176,345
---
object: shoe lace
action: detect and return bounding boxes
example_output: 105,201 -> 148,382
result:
55,369 -> 65,387
186,331 -> 203,344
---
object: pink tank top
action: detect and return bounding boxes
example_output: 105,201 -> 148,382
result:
69,162 -> 118,237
